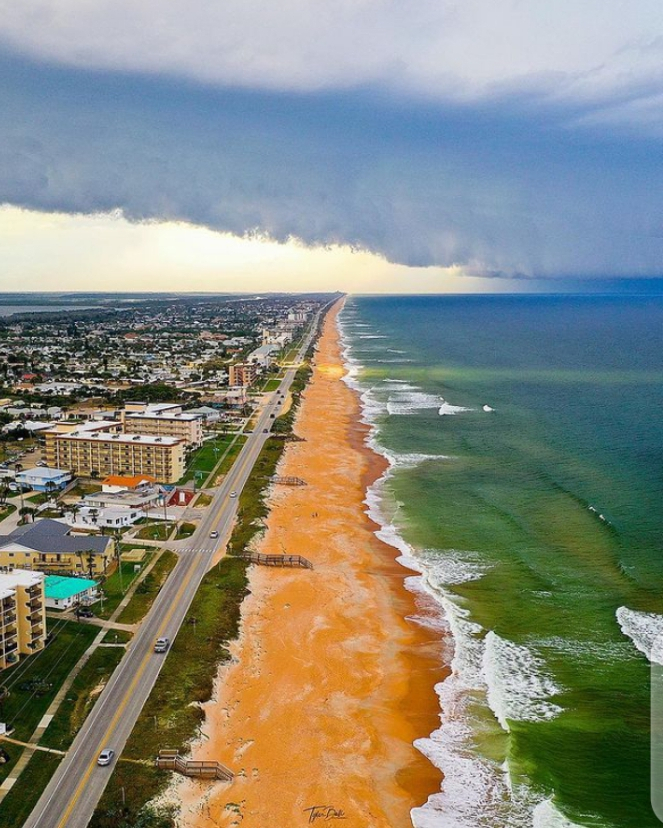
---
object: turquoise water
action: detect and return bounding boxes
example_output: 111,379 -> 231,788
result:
339,295 -> 663,828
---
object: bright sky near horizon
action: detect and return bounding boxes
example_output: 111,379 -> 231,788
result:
0,1 -> 662,292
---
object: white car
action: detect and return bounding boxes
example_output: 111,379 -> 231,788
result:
97,748 -> 115,766
229,491 -> 238,498
209,530 -> 219,539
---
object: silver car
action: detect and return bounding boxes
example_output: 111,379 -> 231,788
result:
97,748 -> 115,766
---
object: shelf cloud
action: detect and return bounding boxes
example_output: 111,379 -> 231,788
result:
0,1 -> 661,284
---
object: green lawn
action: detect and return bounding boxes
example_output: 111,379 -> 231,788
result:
213,435 -> 246,480
0,621 -> 98,748
194,492 -> 212,507
91,557 -> 248,828
0,502 -> 16,521
116,551 -> 178,625
0,751 -> 62,828
41,645 -> 126,751
65,481 -> 102,499
175,522 -> 195,540
102,629 -> 133,644
90,361 -> 314,828
135,523 -> 171,541
176,434 -> 237,485
262,377 -> 282,392
96,556 -> 153,620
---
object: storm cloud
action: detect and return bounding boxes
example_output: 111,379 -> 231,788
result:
0,48 -> 662,280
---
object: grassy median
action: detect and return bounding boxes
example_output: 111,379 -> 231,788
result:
90,362 -> 314,828
41,645 -> 126,752
116,551 -> 178,625
90,555 -> 248,828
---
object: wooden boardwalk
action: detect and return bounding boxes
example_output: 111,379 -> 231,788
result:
241,552 -> 313,569
272,475 -> 307,486
155,750 -> 233,782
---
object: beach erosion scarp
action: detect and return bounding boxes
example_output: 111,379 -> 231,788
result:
169,299 -> 444,827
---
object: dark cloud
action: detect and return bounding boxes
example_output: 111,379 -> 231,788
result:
0,53 -> 662,279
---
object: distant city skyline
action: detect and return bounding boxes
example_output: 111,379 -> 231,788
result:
0,2 -> 662,292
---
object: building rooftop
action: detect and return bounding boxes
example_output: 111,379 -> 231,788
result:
0,519 -> 112,555
16,467 -> 71,482
126,411 -> 202,422
55,432 -> 184,446
0,569 -> 45,597
45,574 -> 97,601
102,474 -> 156,488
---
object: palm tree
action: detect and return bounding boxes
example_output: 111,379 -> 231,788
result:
85,550 -> 96,579
44,480 -> 58,504
19,506 -> 36,524
14,463 -> 24,512
68,502 -> 81,526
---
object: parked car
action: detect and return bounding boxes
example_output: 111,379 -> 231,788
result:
154,637 -> 169,653
76,607 -> 94,619
36,460 -> 47,467
97,748 -> 115,766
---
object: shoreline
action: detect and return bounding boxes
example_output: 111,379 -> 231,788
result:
170,300 -> 445,827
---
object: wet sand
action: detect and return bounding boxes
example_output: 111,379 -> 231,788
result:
172,300 -> 444,828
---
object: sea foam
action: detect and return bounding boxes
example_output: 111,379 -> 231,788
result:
482,632 -> 563,732
617,606 -> 663,665
338,304 -> 575,828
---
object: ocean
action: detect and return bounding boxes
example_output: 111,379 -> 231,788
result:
338,294 -> 663,828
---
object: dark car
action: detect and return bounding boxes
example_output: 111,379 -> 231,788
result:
76,607 -> 94,619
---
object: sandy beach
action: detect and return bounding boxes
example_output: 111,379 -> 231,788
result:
171,301 -> 444,828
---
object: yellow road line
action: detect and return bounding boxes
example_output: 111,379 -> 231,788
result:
55,554 -> 198,828
56,366 -> 301,825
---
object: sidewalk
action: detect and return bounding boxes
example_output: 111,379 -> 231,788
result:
0,547 -> 170,801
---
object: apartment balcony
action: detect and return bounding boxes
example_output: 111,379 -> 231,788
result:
2,612 -> 17,626
2,640 -> 18,655
29,598 -> 43,611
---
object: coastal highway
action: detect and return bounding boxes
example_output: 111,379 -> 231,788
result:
22,307 -> 327,828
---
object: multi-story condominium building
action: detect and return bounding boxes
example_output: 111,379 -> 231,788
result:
0,569 -> 46,669
43,429 -> 186,484
0,519 -> 114,577
122,403 -> 204,446
228,362 -> 258,388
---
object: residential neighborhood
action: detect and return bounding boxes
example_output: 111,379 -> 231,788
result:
0,292 -> 331,827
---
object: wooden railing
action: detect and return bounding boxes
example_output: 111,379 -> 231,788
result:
155,750 -> 233,782
241,552 -> 313,570
272,476 -> 307,486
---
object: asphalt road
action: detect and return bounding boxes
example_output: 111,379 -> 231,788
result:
22,310 -> 325,828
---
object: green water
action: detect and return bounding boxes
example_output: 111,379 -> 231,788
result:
341,295 -> 663,828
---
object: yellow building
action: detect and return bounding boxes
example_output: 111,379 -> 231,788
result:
0,569 -> 46,670
44,429 -> 186,484
0,519 -> 114,577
